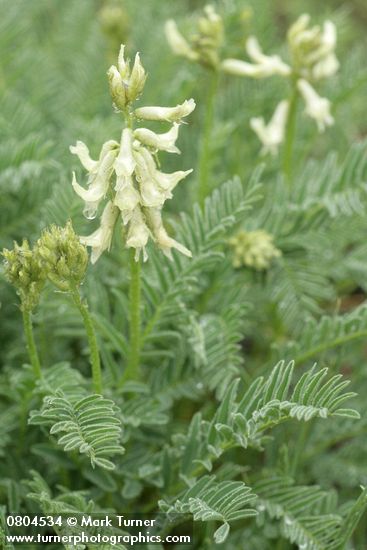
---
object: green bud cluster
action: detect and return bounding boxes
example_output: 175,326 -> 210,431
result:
192,5 -> 224,69
36,222 -> 88,291
165,5 -> 223,70
99,0 -> 130,52
229,229 -> 281,271
2,240 -> 46,311
2,222 -> 88,310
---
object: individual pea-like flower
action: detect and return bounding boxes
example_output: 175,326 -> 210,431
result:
135,99 -> 195,123
250,100 -> 289,156
145,208 -> 191,259
114,128 -> 136,177
222,36 -> 291,78
71,45 -> 195,263
165,4 -> 223,69
114,175 -> 140,225
229,230 -> 281,271
134,123 -> 181,154
297,79 -> 334,132
36,222 -> 88,290
125,207 -> 150,262
80,201 -> 119,264
70,140 -> 119,219
2,240 -> 46,311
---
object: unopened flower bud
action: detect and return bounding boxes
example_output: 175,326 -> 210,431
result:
36,222 -> 88,289
117,44 -> 130,79
108,65 -> 127,111
108,45 -> 146,109
2,240 -> 46,310
99,3 -> 130,52
127,53 -> 146,102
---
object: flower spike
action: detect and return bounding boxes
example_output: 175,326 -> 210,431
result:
71,45 -> 195,263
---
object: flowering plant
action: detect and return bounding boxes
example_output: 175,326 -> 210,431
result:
1,2 -> 367,549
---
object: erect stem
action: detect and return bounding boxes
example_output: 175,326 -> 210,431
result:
197,69 -> 219,207
22,308 -> 42,379
71,287 -> 102,394
282,80 -> 299,184
124,108 -> 134,129
122,249 -> 141,383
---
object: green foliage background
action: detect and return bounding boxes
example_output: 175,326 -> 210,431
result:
1,0 -> 367,548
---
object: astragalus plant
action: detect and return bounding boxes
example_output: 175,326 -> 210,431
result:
1,1 -> 367,549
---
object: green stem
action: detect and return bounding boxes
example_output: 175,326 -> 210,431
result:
124,108 -> 133,129
18,390 -> 33,454
123,249 -> 141,382
197,69 -> 219,206
22,309 -> 42,379
282,82 -> 299,184
71,288 -> 102,394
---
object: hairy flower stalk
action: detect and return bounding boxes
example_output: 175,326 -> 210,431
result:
36,223 -> 103,393
2,241 -> 45,378
70,44 -> 195,382
221,14 -> 339,175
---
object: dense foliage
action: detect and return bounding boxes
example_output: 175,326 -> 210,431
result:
1,0 -> 367,548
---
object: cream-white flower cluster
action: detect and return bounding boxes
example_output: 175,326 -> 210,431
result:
229,230 -> 281,271
165,4 -> 223,69
70,46 -> 195,264
221,14 -> 339,154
